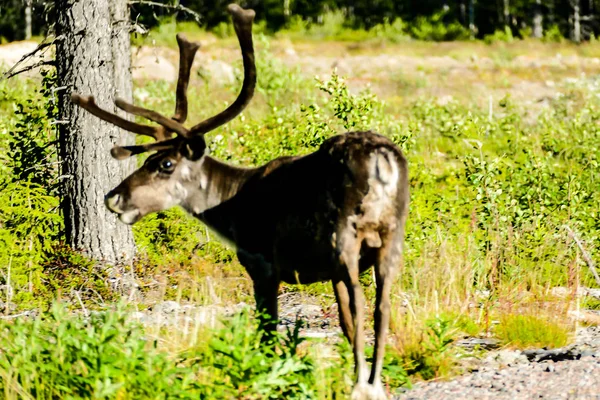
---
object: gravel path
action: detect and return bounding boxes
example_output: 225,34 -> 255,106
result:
396,326 -> 600,400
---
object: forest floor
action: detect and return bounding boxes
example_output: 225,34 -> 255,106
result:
4,37 -> 600,108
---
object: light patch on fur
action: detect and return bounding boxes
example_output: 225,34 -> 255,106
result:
199,170 -> 208,190
173,182 -> 188,201
180,165 -> 192,181
360,150 -> 399,226
195,157 -> 208,190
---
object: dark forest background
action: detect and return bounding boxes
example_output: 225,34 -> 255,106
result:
1,0 -> 598,43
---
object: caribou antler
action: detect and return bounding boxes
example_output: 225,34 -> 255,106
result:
188,4 -> 256,135
70,3 -> 256,160
71,32 -> 199,142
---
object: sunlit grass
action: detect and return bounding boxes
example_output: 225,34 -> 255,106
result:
495,314 -> 571,349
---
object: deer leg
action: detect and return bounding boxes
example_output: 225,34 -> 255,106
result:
332,279 -> 355,346
238,250 -> 280,340
253,276 -> 280,339
368,233 -> 401,400
335,228 -> 370,398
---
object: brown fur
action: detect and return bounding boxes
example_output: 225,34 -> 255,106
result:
105,131 -> 409,399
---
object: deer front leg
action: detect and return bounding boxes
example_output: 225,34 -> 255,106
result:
253,276 -> 280,338
238,250 -> 280,340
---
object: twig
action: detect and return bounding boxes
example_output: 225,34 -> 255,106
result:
0,312 -> 30,320
1,39 -> 55,81
21,160 -> 62,174
3,60 -> 55,80
565,225 -> 600,287
128,0 -> 202,23
73,290 -> 89,318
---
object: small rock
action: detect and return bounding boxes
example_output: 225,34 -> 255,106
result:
485,349 -> 528,367
133,55 -> 176,82
203,60 -> 235,85
284,47 -> 298,59
152,301 -> 180,314
457,337 -> 501,351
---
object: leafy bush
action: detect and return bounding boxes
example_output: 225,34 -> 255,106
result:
193,310 -> 318,399
484,26 -> 514,44
398,316 -> 458,381
409,11 -> 470,41
0,304 -> 343,399
543,25 -> 565,43
0,71 -> 63,311
0,303 -> 199,399
0,182 -> 62,309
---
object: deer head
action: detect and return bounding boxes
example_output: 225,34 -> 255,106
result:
70,4 -> 256,225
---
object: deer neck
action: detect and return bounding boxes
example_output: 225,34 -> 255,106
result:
180,155 -> 256,217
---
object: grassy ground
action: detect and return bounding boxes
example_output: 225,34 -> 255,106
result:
1,30 -> 600,397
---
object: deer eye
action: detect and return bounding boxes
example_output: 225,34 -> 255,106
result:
158,159 -> 175,174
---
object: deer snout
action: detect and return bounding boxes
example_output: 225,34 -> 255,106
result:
105,191 -> 123,213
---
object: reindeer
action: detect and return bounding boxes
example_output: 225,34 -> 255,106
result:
70,4 -> 409,399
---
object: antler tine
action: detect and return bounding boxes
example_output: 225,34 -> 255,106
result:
188,3 -> 256,136
114,99 -> 190,137
173,34 -> 201,123
110,138 -> 181,160
71,94 -> 163,139
112,33 -> 200,139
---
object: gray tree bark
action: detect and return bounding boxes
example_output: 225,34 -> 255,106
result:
55,0 -> 136,264
533,0 -> 543,38
469,0 -> 476,39
503,0 -> 510,28
572,0 -> 581,42
24,0 -> 32,40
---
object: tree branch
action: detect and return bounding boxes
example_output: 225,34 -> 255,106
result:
3,60 -> 55,80
128,0 -> 202,23
0,38 -> 57,81
565,225 -> 600,287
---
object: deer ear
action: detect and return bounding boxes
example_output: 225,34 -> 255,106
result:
181,137 -> 206,161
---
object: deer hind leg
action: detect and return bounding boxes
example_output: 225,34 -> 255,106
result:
333,278 -> 355,346
367,231 -> 402,400
333,224 -> 372,399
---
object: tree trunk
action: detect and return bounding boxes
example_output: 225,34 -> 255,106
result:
55,0 -> 136,265
469,0 -> 476,39
283,0 -> 291,21
24,0 -> 32,40
573,0 -> 581,42
503,0 -> 510,27
533,0 -> 543,38
460,1 -> 467,25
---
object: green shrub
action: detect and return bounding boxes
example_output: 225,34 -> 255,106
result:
543,25 -> 565,43
409,11 -> 470,41
484,26 -> 514,44
0,304 -> 342,399
495,314 -> 571,349
193,309 -> 318,399
0,303 -> 199,399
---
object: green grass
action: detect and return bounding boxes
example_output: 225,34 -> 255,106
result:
495,314 -> 571,349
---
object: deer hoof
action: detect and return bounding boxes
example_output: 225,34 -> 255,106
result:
351,382 -> 388,400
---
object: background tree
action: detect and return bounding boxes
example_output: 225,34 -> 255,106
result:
533,0 -> 543,38
55,0 -> 136,264
571,0 -> 582,42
